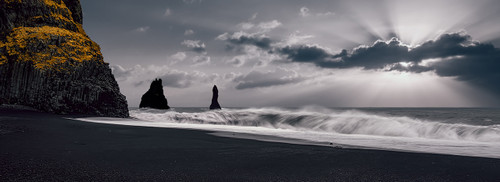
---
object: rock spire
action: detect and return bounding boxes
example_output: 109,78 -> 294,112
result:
139,79 -> 170,109
209,85 -> 221,110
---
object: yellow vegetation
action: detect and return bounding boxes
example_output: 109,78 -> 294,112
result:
0,0 -> 95,70
0,55 -> 6,65
4,0 -> 21,4
0,26 -> 103,70
75,23 -> 86,35
43,0 -> 65,8
0,37 -> 6,65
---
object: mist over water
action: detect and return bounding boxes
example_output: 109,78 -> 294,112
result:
78,107 -> 500,159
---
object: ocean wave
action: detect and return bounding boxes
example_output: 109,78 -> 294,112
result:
130,107 -> 500,142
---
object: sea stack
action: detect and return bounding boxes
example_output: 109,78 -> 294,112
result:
209,85 -> 221,110
0,0 -> 129,117
139,79 -> 170,109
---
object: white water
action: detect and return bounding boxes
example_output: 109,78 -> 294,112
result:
75,107 -> 500,159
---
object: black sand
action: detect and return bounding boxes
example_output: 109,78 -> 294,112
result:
1,108 -> 500,181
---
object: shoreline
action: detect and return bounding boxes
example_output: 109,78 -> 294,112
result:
2,107 -> 500,181
80,110 -> 500,159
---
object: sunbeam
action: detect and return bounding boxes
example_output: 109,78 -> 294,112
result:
341,0 -> 491,46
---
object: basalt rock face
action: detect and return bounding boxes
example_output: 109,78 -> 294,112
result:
139,79 -> 170,109
0,0 -> 129,117
209,85 -> 221,110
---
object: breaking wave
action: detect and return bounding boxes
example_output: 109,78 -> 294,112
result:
130,107 -> 500,143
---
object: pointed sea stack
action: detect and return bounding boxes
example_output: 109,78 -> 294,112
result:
209,85 -> 221,110
139,79 -> 170,109
0,0 -> 128,117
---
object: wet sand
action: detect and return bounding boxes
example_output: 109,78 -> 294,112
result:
1,107 -> 499,181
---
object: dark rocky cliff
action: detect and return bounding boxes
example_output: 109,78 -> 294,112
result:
139,79 -> 170,109
209,85 -> 221,110
0,0 -> 129,117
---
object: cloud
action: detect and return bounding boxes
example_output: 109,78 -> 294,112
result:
181,40 -> 206,53
256,20 -> 282,32
168,52 -> 187,65
223,45 -> 279,68
276,32 -> 500,95
191,55 -> 211,66
277,33 -> 494,69
336,38 -> 410,69
283,32 -> 315,45
170,52 -> 187,61
224,72 -> 241,80
299,7 -> 334,17
168,49 -> 210,66
238,22 -> 255,30
300,7 -> 310,17
134,26 -> 150,33
279,37 -> 409,69
226,57 -> 245,67
217,32 -> 272,50
233,68 -> 304,89
429,53 -> 500,94
236,20 -> 282,33
278,44 -> 336,66
218,20 -> 281,53
216,29 -> 500,96
164,8 -> 172,16
184,29 -> 194,35
168,52 -> 211,66
217,26 -> 283,68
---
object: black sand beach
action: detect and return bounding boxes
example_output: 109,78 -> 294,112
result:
1,107 -> 500,181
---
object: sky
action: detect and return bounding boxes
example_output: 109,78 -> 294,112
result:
81,0 -> 500,107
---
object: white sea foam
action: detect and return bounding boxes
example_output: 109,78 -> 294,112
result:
75,107 -> 500,159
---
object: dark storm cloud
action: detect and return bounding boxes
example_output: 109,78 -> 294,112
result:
374,33 -> 500,94
388,33 -> 499,85
275,32 -> 500,94
408,33 -> 496,61
388,64 -> 432,73
229,35 -> 272,49
278,45 -> 334,64
341,38 -> 410,69
216,29 -> 500,93
431,54 -> 500,93
278,38 -> 410,69
217,33 -> 272,50
278,32 -> 498,70
233,68 -> 303,90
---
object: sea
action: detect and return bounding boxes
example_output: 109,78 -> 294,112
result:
77,107 -> 500,159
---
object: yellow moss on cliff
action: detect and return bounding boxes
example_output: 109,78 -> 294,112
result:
0,41 -> 6,65
75,23 -> 86,35
0,26 -> 103,70
0,55 -> 6,65
4,0 -> 21,3
3,0 -> 86,35
43,0 -> 64,7
0,0 -> 94,69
